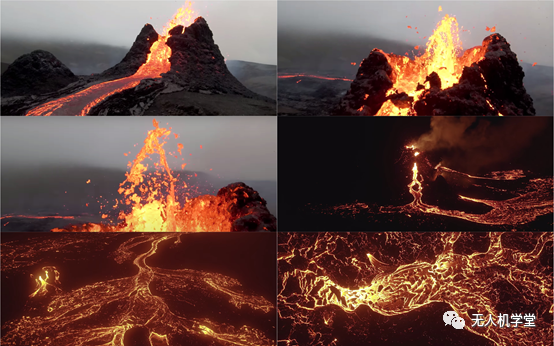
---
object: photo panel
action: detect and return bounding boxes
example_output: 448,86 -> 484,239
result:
1,1 -> 277,115
278,116 -> 553,231
278,1 -> 553,116
1,232 -> 277,345
278,231 -> 553,346
1,116 -> 277,232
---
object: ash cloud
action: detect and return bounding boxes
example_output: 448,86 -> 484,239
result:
415,117 -> 552,173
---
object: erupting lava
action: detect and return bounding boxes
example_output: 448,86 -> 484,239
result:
25,3 -> 196,116
339,9 -> 534,116
1,233 -> 275,346
377,14 -> 474,115
278,232 -> 553,346
48,119 -> 274,232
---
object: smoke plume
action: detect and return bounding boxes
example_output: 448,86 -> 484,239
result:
415,116 -> 551,173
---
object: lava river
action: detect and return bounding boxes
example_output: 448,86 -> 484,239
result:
1,233 -> 275,346
25,4 -> 194,116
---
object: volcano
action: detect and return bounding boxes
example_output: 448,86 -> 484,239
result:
1,5 -> 275,116
337,15 -> 536,116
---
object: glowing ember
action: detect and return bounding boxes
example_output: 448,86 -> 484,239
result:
25,2 -> 196,116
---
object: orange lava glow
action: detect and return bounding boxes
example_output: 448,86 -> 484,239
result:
278,74 -> 353,82
278,232 -> 553,346
379,146 -> 554,225
0,214 -> 75,220
376,14 -> 489,115
52,119 -> 237,232
25,2 -> 196,116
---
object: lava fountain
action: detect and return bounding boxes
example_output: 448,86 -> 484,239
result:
25,3 -> 196,116
339,8 -> 535,116
50,119 -> 275,232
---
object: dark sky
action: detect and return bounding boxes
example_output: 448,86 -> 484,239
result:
1,116 -> 277,181
278,1 -> 553,67
1,1 -> 277,65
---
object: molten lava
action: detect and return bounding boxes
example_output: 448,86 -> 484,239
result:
375,14 -> 488,115
1,233 -> 275,346
321,144 -> 553,227
386,145 -> 554,225
278,232 -> 553,346
279,74 -> 353,82
50,119 -> 254,232
25,3 -> 196,116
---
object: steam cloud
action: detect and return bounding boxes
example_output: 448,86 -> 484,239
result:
415,117 -> 550,173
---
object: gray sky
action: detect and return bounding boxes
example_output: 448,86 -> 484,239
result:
1,1 -> 277,65
278,1 -> 553,67
1,117 -> 277,181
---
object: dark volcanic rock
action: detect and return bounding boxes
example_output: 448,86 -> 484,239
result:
164,17 -> 260,97
1,50 -> 78,98
100,24 -> 159,79
338,33 -> 535,116
217,183 -> 277,232
336,49 -> 394,115
415,34 -> 535,116
90,18 -> 274,115
168,25 -> 184,36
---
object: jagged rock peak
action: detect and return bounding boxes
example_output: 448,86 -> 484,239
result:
100,24 -> 159,79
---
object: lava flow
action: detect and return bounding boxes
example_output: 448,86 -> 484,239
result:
278,232 -> 553,346
25,3 -> 195,116
379,145 -> 553,225
278,74 -> 353,82
47,119 -> 275,232
1,233 -> 275,346
324,144 -> 552,227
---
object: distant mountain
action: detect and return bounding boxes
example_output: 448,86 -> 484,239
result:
1,37 -> 129,75
1,62 -> 9,74
278,31 -> 415,75
2,165 -> 276,217
226,60 -> 276,99
521,62 -> 553,116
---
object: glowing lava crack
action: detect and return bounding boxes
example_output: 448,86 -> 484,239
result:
278,232 -> 553,346
1,234 -> 275,346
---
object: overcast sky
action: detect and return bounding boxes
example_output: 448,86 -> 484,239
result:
279,1 -> 553,67
1,117 -> 277,181
1,1 -> 277,65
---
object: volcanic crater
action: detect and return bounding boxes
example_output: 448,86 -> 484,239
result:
1,15 -> 276,116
